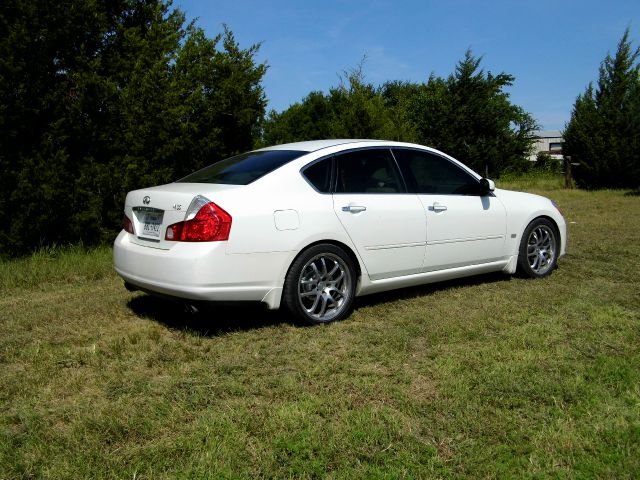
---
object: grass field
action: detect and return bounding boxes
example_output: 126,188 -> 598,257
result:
1,175 -> 639,478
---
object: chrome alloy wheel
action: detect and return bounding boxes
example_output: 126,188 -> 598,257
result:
297,253 -> 352,322
526,224 -> 556,275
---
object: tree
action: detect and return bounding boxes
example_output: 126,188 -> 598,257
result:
378,80 -> 421,142
0,0 -> 266,256
407,51 -> 537,176
564,29 -> 640,190
326,66 -> 391,139
261,91 -> 334,145
262,65 -> 392,145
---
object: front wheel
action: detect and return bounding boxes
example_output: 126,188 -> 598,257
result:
517,218 -> 559,278
283,244 -> 356,325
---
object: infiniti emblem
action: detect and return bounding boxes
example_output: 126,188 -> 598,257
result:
143,196 -> 151,205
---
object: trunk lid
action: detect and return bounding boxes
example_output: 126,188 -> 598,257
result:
124,182 -> 240,249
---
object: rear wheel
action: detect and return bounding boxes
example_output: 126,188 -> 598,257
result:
517,218 -> 558,278
283,244 -> 356,325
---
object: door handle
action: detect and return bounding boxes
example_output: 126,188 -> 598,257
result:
428,203 -> 447,212
342,205 -> 367,213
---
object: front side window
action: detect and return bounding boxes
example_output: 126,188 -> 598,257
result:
335,149 -> 404,194
393,148 -> 480,195
177,150 -> 306,185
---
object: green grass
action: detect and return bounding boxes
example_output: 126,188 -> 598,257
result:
0,245 -> 114,290
497,170 -> 564,192
2,176 -> 639,478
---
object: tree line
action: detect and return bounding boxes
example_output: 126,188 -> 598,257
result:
261,52 -> 537,178
0,0 -> 638,256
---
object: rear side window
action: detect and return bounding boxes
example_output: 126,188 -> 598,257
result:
302,158 -> 332,193
335,149 -> 405,194
393,148 -> 480,195
177,150 -> 306,185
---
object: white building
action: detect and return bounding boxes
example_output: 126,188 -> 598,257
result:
529,130 -> 564,161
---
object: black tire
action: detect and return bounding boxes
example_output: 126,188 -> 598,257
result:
283,244 -> 357,325
517,218 -> 559,278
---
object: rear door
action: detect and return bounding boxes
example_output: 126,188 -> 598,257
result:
393,148 -> 507,271
332,148 -> 426,280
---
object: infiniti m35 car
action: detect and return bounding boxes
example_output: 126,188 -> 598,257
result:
114,140 -> 566,324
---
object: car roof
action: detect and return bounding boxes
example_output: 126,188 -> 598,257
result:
257,139 -> 387,153
258,139 -> 483,183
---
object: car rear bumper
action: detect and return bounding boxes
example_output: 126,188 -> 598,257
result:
113,231 -> 291,309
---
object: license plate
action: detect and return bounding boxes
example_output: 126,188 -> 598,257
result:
141,211 -> 163,238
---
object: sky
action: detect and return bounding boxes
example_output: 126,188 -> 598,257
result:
175,0 -> 639,131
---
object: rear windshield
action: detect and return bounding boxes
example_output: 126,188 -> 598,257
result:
177,150 -> 306,185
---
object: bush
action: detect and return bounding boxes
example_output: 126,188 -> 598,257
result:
535,152 -> 563,174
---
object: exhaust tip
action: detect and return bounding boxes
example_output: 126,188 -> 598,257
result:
184,303 -> 200,315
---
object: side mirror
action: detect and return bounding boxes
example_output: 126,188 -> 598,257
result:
479,178 -> 495,195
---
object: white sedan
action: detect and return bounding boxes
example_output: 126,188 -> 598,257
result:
114,140 -> 566,324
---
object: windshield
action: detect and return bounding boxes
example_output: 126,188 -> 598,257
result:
177,150 -> 306,185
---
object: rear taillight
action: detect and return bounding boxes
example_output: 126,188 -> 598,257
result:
165,197 -> 232,242
123,214 -> 135,234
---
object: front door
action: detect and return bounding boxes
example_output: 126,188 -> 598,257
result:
420,194 -> 506,271
393,148 -> 507,272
